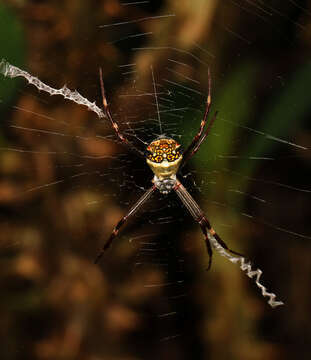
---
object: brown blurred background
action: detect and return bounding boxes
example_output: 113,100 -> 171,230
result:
1,0 -> 311,359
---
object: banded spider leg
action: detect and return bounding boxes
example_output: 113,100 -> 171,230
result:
94,185 -> 156,264
174,180 -> 245,270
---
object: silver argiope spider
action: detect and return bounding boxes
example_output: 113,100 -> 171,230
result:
0,59 -> 283,306
95,68 -> 243,268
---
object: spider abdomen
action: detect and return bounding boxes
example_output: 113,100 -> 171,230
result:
153,175 -> 176,194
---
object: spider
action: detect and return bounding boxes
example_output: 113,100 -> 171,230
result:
95,68 -> 243,269
0,59 -> 283,306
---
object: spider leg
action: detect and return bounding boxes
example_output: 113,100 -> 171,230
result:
173,179 -> 244,270
94,185 -> 156,264
188,110 -> 219,161
199,222 -> 213,271
180,69 -> 211,166
99,68 -> 146,158
180,68 -> 217,168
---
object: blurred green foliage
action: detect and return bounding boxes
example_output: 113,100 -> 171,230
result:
0,3 -> 25,111
182,58 -> 311,209
240,60 -> 311,177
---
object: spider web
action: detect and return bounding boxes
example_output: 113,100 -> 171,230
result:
1,1 -> 311,359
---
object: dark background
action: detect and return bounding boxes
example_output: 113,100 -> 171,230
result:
1,1 -> 311,359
